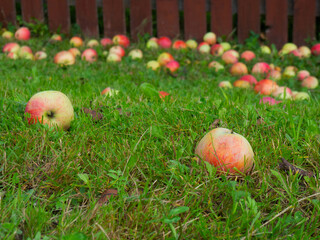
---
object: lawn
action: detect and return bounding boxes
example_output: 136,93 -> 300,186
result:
1,29 -> 320,240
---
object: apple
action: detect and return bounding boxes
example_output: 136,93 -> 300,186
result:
301,76 -> 318,89
15,27 -> 31,41
233,80 -> 252,89
112,34 -> 130,48
159,91 -> 170,99
239,75 -> 258,85
203,32 -> 216,45
282,66 -> 297,78
230,62 -> 248,76
266,70 -> 282,81
280,42 -> 297,55
186,39 -> 198,49
146,37 -> 159,49
208,61 -> 224,72
68,48 -> 81,57
293,92 -> 310,101
197,42 -> 210,54
51,34 -> 62,41
109,45 -> 125,57
7,52 -> 18,59
3,42 -> 20,54
81,48 -> 98,62
260,45 -> 271,54
272,86 -> 292,99
54,51 -> 76,65
107,53 -> 122,62
147,60 -> 160,70
240,50 -> 255,61
221,50 -> 239,64
18,45 -> 32,58
157,52 -> 174,66
254,79 -> 278,95
220,42 -> 231,51
172,40 -> 187,50
100,38 -> 113,47
298,46 -> 311,58
219,81 -> 233,89
297,70 -> 310,81
288,49 -> 302,58
311,43 -> 320,56
87,39 -> 99,48
259,97 -> 281,105
2,31 -> 13,39
210,44 -> 224,56
165,60 -> 180,73
195,127 -> 254,174
158,36 -> 171,49
25,91 -> 74,130
252,62 -> 271,77
34,51 -> 47,60
128,49 -> 143,59
70,36 -> 83,47
101,87 -> 119,96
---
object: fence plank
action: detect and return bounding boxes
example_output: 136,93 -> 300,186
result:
266,0 -> 287,49
0,0 -> 16,27
211,0 -> 232,38
293,0 -> 316,45
130,0 -> 152,41
21,0 -> 44,23
156,0 -> 179,39
102,0 -> 126,37
184,0 -> 206,41
47,0 -> 70,34
237,0 -> 260,43
75,0 -> 99,37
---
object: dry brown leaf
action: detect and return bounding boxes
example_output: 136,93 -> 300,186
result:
81,107 -> 103,122
97,189 -> 118,205
209,119 -> 221,129
279,158 -> 315,178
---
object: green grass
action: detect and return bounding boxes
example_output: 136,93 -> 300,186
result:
0,31 -> 320,240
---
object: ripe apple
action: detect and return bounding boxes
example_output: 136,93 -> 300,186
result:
254,79 -> 278,95
3,42 -> 20,54
230,62 -> 248,76
113,34 -> 130,48
54,51 -> 76,65
298,46 -> 311,58
109,45 -> 125,57
259,97 -> 281,105
280,42 -> 297,55
203,32 -> 216,45
81,48 -> 98,62
25,91 -> 74,130
186,39 -> 198,49
147,60 -> 160,70
240,50 -> 255,61
282,66 -> 297,78
198,42 -> 211,54
101,87 -> 119,96
210,44 -> 224,56
272,86 -> 292,99
157,52 -> 174,66
239,75 -> 258,85
302,76 -> 318,89
87,39 -> 99,48
158,36 -> 172,49
70,36 -> 83,47
159,91 -> 170,99
165,60 -> 180,73
233,80 -> 252,89
311,43 -> 320,56
2,31 -> 13,39
266,70 -> 282,81
220,42 -> 231,51
260,45 -> 271,54
68,48 -> 81,57
297,70 -> 310,81
107,53 -> 122,62
34,51 -> 47,60
51,34 -> 62,41
18,45 -> 32,58
208,61 -> 224,72
128,49 -> 143,59
221,50 -> 239,64
293,92 -> 310,101
7,52 -> 18,59
100,38 -> 113,47
195,127 -> 254,174
146,37 -> 159,49
219,81 -> 233,88
172,40 -> 187,50
252,62 -> 271,77
15,27 -> 31,41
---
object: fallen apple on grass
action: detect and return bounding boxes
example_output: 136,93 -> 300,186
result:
15,27 -> 31,41
195,128 -> 254,174
100,38 -> 113,47
157,52 -> 174,66
70,36 -> 83,47
301,76 -> 319,89
158,36 -> 172,49
128,49 -> 143,59
203,32 -> 216,45
101,87 -> 119,96
54,51 -> 76,66
2,31 -> 13,39
147,60 -> 160,70
81,48 -> 98,62
25,91 -> 74,130
113,34 -> 130,48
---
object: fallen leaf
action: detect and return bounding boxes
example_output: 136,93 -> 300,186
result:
209,119 -> 220,129
81,108 -> 103,122
97,189 -> 118,205
279,158 -> 315,178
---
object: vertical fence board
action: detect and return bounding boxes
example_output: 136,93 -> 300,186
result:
130,0 -> 152,41
0,0 -> 16,27
21,0 -> 44,23
103,0 -> 126,37
266,0 -> 287,49
47,0 -> 70,34
156,0 -> 179,38
75,0 -> 99,37
293,0 -> 316,45
211,0 -> 232,38
184,0 -> 206,41
237,0 -> 260,43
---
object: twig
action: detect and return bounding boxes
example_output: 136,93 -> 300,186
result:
279,158 -> 315,178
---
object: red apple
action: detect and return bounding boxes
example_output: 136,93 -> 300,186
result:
15,27 -> 31,41
112,34 -> 130,48
203,32 -> 216,45
70,36 -> 83,47
51,34 -> 62,41
101,87 -> 119,96
157,52 -> 174,66
100,38 -> 113,47
34,51 -> 47,60
158,36 -> 172,49
109,45 -> 125,57
68,48 -> 81,57
233,80 -> 252,89
302,76 -> 318,89
159,91 -> 170,99
230,62 -> 248,76
172,40 -> 187,50
165,60 -> 180,73
195,127 -> 254,174
208,61 -> 224,72
25,91 -> 74,130
259,97 -> 281,105
297,70 -> 310,81
54,51 -> 76,65
266,70 -> 282,81
210,44 -> 224,56
198,42 -> 211,54
252,62 -> 271,77
3,42 -> 20,54
81,48 -> 98,62
240,50 -> 255,62
221,50 -> 239,64
219,81 -> 233,89
254,79 -> 278,95
311,43 -> 320,56
272,86 -> 293,99
239,75 -> 257,85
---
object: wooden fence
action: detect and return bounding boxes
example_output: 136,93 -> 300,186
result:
0,0 -> 318,48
